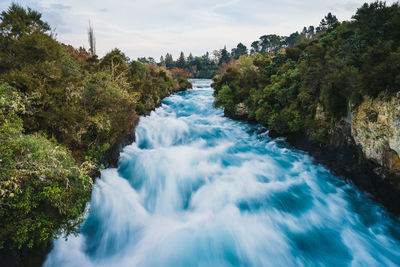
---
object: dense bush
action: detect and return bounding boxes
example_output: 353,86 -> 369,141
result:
0,3 -> 191,255
0,83 -> 94,249
212,1 -> 400,140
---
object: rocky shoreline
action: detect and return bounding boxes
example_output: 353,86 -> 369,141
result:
281,124 -> 400,216
231,117 -> 400,216
225,90 -> 400,216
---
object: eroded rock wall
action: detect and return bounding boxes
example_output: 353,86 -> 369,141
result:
352,93 -> 400,185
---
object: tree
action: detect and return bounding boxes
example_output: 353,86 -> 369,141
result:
285,32 -> 300,47
165,53 -> 174,68
231,43 -> 248,59
218,46 -> 231,65
260,35 -> 270,52
301,27 -> 307,36
325,12 -> 338,26
176,51 -> 186,68
88,21 -> 96,56
319,12 -> 338,31
159,55 -> 165,67
203,51 -> 210,61
0,3 -> 50,38
259,34 -> 281,53
307,26 -> 315,39
100,48 -> 129,81
250,41 -> 260,54
187,53 -> 194,65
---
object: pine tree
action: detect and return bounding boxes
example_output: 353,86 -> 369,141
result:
176,51 -> 186,68
165,53 -> 174,69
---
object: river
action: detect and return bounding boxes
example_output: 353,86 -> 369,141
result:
44,79 -> 400,266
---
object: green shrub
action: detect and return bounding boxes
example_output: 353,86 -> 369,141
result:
0,83 -> 94,249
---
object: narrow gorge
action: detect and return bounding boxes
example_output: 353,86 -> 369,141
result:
1,2 -> 400,266
44,80 -> 400,266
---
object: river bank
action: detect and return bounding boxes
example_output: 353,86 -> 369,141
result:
44,79 -> 400,266
0,81 -> 192,267
272,125 -> 400,216
223,99 -> 400,216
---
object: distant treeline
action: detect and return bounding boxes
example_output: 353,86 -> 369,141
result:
136,13 -> 339,79
0,3 -> 191,262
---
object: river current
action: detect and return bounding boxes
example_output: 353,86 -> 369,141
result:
45,79 -> 400,266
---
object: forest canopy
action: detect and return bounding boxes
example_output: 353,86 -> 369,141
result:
212,1 -> 400,141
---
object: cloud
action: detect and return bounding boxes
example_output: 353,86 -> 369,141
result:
49,3 -> 70,10
0,0 -> 398,59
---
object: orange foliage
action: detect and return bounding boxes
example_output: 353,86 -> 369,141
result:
168,67 -> 193,78
65,45 -> 90,63
217,58 -> 236,75
147,64 -> 160,72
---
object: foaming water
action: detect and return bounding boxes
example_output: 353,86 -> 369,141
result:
45,79 -> 400,266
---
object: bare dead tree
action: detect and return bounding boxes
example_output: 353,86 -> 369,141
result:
88,21 -> 96,56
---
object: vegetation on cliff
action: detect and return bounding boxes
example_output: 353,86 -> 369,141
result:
0,83 -> 93,250
0,3 -> 191,257
212,2 -> 400,142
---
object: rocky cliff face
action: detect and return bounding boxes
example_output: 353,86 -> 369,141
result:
229,102 -> 250,120
351,93 -> 400,188
285,93 -> 400,214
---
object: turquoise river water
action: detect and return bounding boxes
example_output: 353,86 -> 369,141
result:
44,79 -> 400,266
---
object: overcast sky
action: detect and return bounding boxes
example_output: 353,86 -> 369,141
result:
0,0 -> 398,60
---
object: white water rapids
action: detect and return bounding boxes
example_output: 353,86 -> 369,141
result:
44,79 -> 400,266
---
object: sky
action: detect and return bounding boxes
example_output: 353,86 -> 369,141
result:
0,0 -> 398,60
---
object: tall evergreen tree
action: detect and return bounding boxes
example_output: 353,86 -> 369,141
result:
165,53 -> 174,68
219,46 -> 231,65
159,55 -> 165,67
176,51 -> 186,68
231,43 -> 248,59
